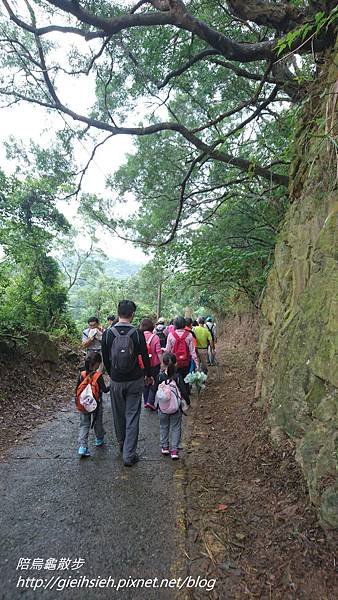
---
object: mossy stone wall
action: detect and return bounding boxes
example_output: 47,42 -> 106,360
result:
256,43 -> 338,529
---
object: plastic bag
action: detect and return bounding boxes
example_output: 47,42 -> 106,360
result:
79,383 -> 98,413
184,370 -> 208,392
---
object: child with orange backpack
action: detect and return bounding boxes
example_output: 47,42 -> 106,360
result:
76,352 -> 109,457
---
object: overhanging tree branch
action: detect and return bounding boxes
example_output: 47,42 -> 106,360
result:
31,28 -> 287,187
42,0 -> 332,61
18,0 -> 275,62
6,0 -> 335,218
227,0 -> 307,32
2,0 -> 104,40
157,49 -> 220,89
192,63 -> 275,134
66,133 -> 115,200
131,0 -> 151,14
0,78 -> 288,186
209,57 -> 277,84
161,146 -> 217,245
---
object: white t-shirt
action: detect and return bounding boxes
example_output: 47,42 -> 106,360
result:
82,327 -> 102,352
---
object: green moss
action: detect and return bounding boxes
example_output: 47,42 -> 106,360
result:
321,487 -> 338,529
257,41 -> 338,530
306,377 -> 328,412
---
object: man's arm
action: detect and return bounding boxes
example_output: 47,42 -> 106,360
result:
187,334 -> 199,366
138,331 -> 152,377
82,338 -> 92,349
207,330 -> 215,350
176,374 -> 190,404
154,335 -> 163,362
101,329 -> 111,373
98,374 -> 110,394
82,330 -> 91,349
165,333 -> 174,353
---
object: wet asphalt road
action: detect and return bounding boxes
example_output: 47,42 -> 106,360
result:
0,394 -> 184,600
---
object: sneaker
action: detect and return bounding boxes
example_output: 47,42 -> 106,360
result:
78,446 -> 90,457
161,447 -> 170,456
124,454 -> 139,467
95,437 -> 105,447
171,450 -> 179,460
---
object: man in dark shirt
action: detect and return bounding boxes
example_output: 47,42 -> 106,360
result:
102,299 -> 153,466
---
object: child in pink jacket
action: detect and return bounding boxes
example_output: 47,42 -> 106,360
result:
140,318 -> 162,409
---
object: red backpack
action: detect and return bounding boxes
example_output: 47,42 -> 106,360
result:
172,330 -> 190,368
75,371 -> 101,413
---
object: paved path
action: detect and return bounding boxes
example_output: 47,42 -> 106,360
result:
0,394 -> 184,600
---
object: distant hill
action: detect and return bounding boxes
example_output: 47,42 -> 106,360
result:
67,256 -> 145,321
104,257 -> 143,279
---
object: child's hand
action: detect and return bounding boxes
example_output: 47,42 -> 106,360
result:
145,376 -> 154,386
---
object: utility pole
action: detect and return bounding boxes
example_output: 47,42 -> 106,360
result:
157,279 -> 162,320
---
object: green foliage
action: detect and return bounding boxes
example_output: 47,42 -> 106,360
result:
0,164 -> 73,331
276,7 -> 338,56
90,96 -> 292,314
65,253 -> 145,328
165,190 -> 288,312
1,0 -> 334,326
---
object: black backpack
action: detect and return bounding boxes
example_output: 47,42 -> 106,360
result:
156,327 -> 167,349
206,322 -> 215,342
110,326 -> 137,374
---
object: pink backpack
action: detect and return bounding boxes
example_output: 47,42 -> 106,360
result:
155,380 -> 182,414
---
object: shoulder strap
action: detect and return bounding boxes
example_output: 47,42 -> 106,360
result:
111,326 -> 121,337
111,325 -> 136,338
78,372 -> 90,392
126,327 -> 136,338
147,333 -> 155,345
169,380 -> 180,398
91,372 -> 101,384
173,330 -> 179,341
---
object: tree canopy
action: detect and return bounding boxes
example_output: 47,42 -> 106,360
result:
1,1 -> 335,203
0,0 -> 337,326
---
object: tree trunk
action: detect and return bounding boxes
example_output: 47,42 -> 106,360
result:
157,280 -> 162,320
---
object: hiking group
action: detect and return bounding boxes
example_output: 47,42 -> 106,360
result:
76,300 -> 217,466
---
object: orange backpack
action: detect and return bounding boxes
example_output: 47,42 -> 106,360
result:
75,371 -> 101,413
